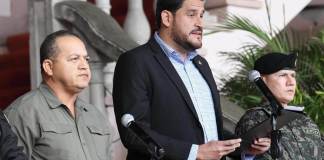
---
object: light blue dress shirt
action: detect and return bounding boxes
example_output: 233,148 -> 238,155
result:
154,32 -> 218,160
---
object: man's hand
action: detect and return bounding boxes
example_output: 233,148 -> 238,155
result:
197,138 -> 241,160
247,138 -> 271,155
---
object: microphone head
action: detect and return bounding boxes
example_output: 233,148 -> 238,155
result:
121,114 -> 134,128
248,70 -> 261,82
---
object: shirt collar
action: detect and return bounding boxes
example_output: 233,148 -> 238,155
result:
39,83 -> 89,112
284,105 -> 304,112
154,32 -> 197,64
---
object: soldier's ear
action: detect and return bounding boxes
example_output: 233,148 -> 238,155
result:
43,59 -> 54,76
261,76 -> 267,83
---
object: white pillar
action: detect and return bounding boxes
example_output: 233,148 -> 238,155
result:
89,62 -> 107,118
123,0 -> 151,45
103,62 -> 115,96
103,62 -> 128,160
95,0 -> 111,14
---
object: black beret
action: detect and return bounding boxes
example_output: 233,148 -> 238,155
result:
254,52 -> 297,74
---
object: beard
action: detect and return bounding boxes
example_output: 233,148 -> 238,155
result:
171,25 -> 202,51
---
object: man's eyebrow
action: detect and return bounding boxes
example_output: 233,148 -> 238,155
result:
186,9 -> 205,14
186,9 -> 197,12
67,53 -> 81,58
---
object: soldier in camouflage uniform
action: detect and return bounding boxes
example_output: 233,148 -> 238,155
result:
235,52 -> 324,160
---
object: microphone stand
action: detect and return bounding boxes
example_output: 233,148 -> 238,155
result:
147,143 -> 165,160
128,127 -> 165,160
122,114 -> 165,160
269,100 -> 283,160
248,70 -> 283,159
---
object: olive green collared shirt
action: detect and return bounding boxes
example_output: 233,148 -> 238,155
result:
5,83 -> 112,160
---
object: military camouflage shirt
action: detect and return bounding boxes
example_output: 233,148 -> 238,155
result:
235,105 -> 324,160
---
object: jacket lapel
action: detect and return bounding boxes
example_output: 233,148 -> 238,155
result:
148,38 -> 199,121
192,56 -> 218,96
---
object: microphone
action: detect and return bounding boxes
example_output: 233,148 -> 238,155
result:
248,70 -> 283,112
121,114 -> 165,159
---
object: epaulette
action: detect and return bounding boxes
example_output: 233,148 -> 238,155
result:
260,105 -> 272,116
246,105 -> 272,117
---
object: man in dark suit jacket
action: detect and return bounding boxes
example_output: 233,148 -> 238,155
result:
0,111 -> 27,160
113,0 -> 270,159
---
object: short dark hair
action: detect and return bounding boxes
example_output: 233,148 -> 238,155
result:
155,0 -> 185,29
39,30 -> 80,72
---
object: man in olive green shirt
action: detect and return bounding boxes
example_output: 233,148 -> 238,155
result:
5,30 -> 112,160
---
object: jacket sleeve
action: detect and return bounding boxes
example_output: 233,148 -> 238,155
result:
0,111 -> 27,160
113,52 -> 192,159
235,109 -> 272,160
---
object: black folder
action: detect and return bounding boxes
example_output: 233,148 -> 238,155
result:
239,109 -> 302,151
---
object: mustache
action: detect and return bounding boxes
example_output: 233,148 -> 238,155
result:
190,27 -> 203,34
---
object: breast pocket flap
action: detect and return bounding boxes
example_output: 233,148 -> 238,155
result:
87,125 -> 110,135
42,123 -> 72,134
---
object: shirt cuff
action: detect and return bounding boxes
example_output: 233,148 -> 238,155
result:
241,153 -> 255,160
187,144 -> 199,160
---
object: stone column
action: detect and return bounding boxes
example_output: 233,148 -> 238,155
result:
103,62 -> 128,160
95,0 -> 111,14
89,61 -> 107,118
29,0 -> 53,89
123,0 -> 150,45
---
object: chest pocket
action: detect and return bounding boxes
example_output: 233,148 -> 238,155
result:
87,125 -> 111,159
40,123 -> 76,159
